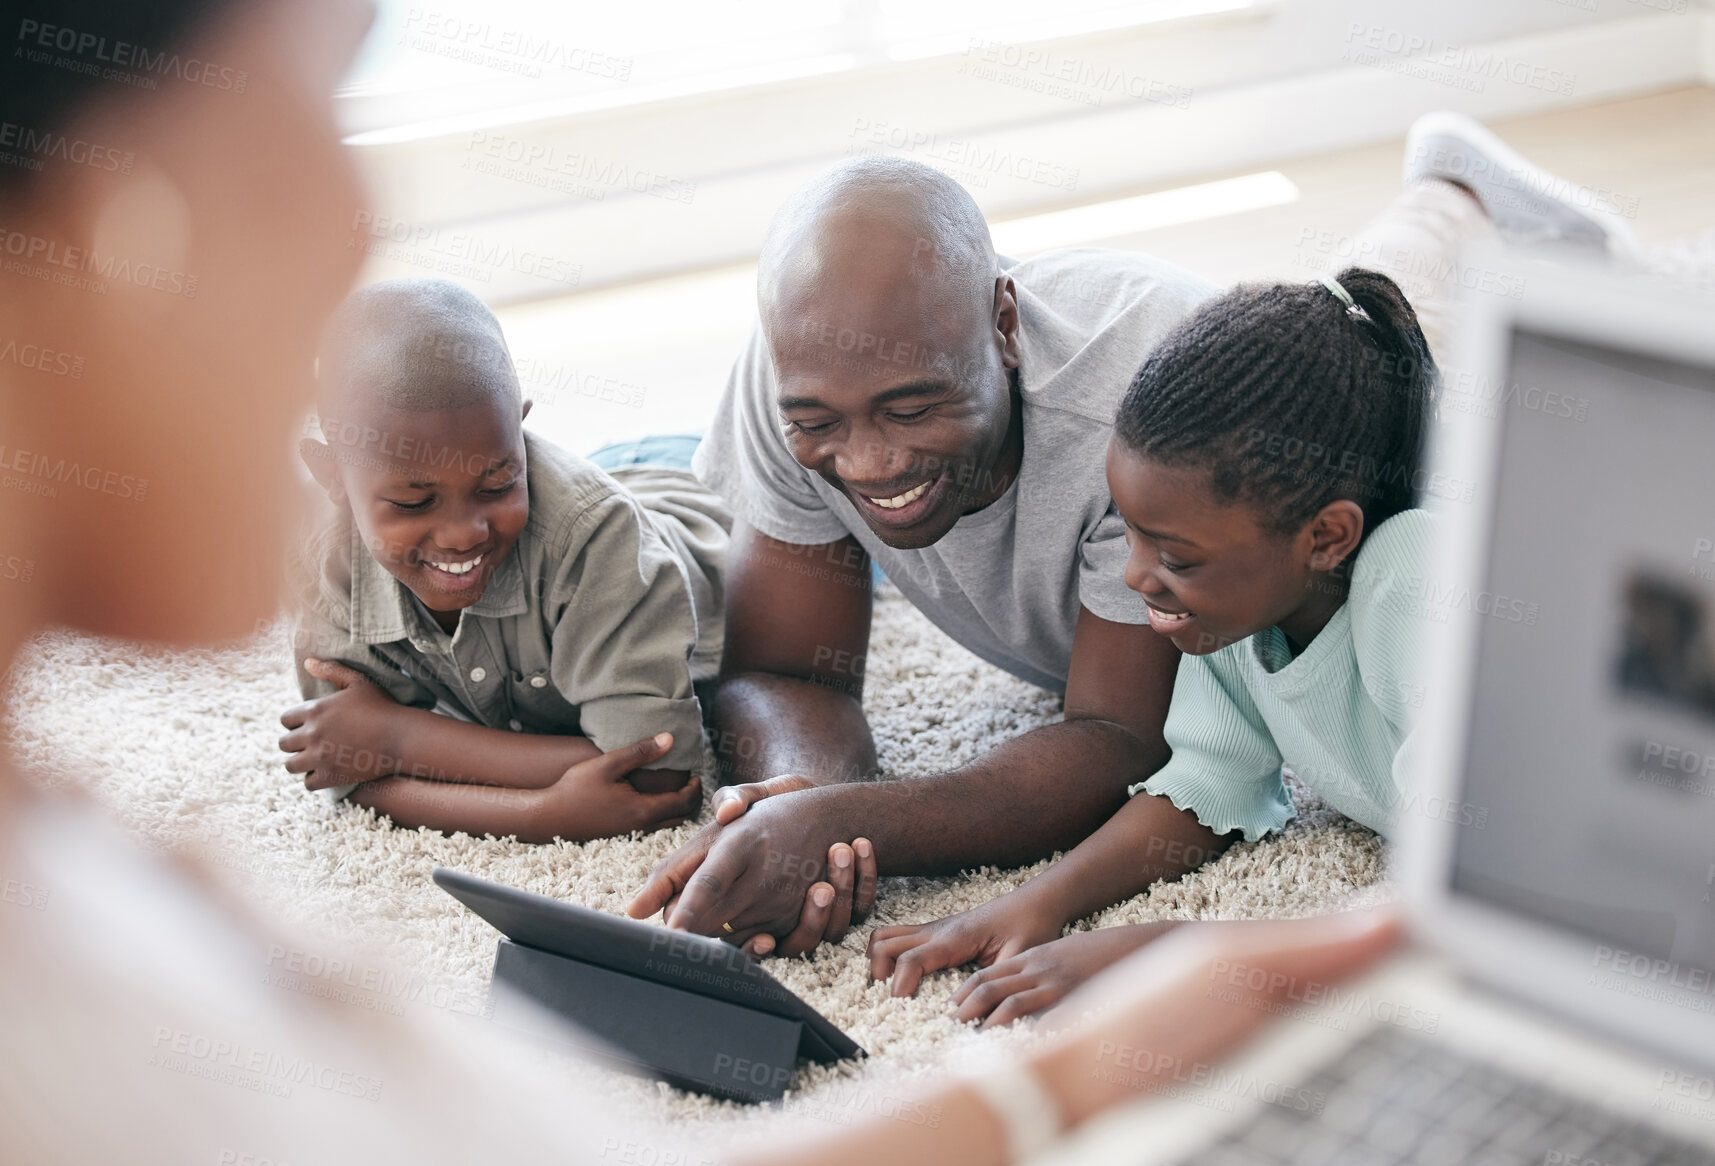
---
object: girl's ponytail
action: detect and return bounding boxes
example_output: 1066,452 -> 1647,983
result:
1116,266 -> 1442,535
1334,266 -> 1440,521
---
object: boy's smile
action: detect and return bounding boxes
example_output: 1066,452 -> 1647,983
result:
320,397 -> 531,629
414,550 -> 490,597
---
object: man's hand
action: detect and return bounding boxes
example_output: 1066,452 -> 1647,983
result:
629,785 -> 859,936
948,922 -> 1181,1028
706,773 -> 887,954
629,775 -> 879,956
742,837 -> 877,958
279,658 -> 406,789
868,891 -> 1069,998
537,733 -> 703,837
628,774 -> 814,921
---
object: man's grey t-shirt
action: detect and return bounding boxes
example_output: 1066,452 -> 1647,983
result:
693,247 -> 1217,693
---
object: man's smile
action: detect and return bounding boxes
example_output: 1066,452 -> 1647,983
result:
866,481 -> 931,509
846,472 -> 944,528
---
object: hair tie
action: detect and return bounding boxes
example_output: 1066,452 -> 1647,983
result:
1318,276 -> 1372,323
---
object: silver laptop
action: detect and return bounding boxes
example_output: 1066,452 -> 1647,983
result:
1042,252 -> 1715,1166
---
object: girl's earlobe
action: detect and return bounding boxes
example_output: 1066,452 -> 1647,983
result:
1309,500 -> 1366,571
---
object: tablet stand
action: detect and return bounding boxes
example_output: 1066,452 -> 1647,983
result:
487,938 -> 804,1103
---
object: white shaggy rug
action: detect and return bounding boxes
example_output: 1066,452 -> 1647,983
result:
5,585 -> 1383,1143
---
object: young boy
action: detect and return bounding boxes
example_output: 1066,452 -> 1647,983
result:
278,279 -> 729,842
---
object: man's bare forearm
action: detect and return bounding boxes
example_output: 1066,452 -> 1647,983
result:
711,672 -> 879,785
767,717 -> 1159,875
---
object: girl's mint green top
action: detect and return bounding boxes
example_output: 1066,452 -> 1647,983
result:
1132,509 -> 1438,841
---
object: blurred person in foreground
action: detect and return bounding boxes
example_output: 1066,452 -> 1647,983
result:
0,0 -> 1398,1161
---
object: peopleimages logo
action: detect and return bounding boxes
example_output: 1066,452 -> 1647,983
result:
0,226 -> 198,297
0,335 -> 83,378
0,119 -> 134,174
348,212 -> 581,288
148,1026 -> 383,1101
0,443 -> 149,502
1342,23 -> 1576,96
14,19 -> 250,92
400,10 -> 633,81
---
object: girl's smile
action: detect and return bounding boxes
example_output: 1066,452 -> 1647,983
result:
1105,440 -> 1364,658
1143,603 -> 1195,635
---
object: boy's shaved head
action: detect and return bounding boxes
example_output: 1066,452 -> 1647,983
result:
304,278 -> 532,625
317,278 -> 521,418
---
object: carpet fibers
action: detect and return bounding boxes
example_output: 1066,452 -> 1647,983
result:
4,583 -> 1384,1143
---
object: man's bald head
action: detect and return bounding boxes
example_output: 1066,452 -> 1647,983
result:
758,156 -> 998,330
756,158 -> 1024,551
316,278 -> 521,420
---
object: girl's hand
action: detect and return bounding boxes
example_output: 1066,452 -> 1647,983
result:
950,922 -> 1183,1028
278,658 -> 406,789
867,893 -> 1069,997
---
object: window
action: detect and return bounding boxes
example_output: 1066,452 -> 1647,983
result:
339,0 -> 1251,135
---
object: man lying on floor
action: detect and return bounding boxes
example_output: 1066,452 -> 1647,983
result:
630,118 -> 1642,962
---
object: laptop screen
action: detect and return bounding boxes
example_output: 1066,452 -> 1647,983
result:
1449,327 -> 1715,984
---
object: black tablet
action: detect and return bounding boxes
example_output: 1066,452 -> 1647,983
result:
433,867 -> 864,1063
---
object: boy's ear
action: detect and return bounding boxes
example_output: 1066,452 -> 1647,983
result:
298,437 -> 345,501
1307,500 -> 1365,573
521,398 -> 533,421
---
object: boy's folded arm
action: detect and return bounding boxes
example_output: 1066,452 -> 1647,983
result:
351,776 -> 632,844
368,707 -> 603,789
281,654 -> 602,790
351,756 -> 699,844
350,776 -> 545,838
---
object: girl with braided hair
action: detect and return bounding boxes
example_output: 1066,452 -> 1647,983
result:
869,268 -> 1445,1025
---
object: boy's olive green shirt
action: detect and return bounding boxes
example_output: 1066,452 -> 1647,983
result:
293,431 -> 729,774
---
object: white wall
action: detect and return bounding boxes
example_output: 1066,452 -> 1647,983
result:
340,0 -> 1714,302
